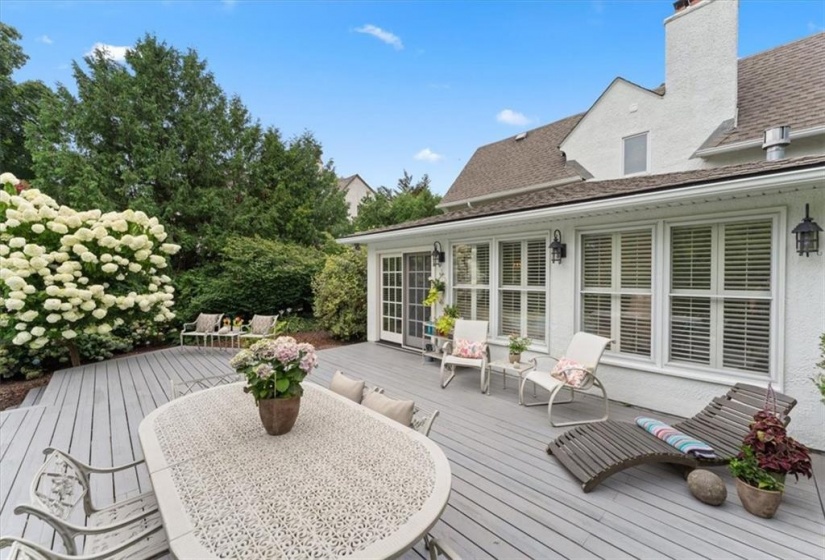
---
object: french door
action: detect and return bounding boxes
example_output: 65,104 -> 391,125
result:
404,253 -> 432,349
380,255 -> 403,344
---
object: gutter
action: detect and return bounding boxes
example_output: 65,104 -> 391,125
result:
694,126 -> 825,158
340,166 -> 823,244
437,176 -> 582,210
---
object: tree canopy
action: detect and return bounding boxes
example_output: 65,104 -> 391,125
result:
353,171 -> 443,232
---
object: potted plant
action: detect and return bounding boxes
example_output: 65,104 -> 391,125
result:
508,334 -> 531,364
729,409 -> 813,518
435,305 -> 460,337
232,315 -> 244,332
229,336 -> 318,435
423,274 -> 446,307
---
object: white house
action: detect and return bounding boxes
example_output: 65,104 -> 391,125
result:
341,0 -> 825,448
338,174 -> 374,219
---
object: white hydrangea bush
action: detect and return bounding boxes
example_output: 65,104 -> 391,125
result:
0,172 -> 180,362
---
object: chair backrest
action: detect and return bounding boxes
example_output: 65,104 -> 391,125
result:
250,314 -> 278,335
171,373 -> 244,399
30,450 -> 92,520
453,320 -> 488,343
412,407 -> 439,438
564,332 -> 612,372
195,313 -> 222,333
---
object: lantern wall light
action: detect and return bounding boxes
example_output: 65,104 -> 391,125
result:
791,203 -> 822,257
549,230 -> 567,264
432,241 -> 446,264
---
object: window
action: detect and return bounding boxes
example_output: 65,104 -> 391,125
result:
623,132 -> 648,175
581,229 -> 652,357
669,220 -> 773,375
452,243 -> 490,321
499,240 -> 546,340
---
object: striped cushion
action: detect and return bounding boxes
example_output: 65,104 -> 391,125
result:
635,417 -> 717,459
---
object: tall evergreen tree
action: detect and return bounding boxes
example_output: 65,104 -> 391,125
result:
353,171 -> 442,232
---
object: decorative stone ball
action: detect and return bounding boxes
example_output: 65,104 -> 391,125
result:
687,469 -> 727,506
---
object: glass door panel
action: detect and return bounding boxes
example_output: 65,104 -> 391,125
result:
380,255 -> 403,344
404,253 -> 432,349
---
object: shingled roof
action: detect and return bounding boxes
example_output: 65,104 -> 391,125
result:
346,155 -> 825,238
442,32 -> 824,206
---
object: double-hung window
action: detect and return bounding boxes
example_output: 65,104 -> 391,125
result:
581,229 -> 652,357
669,219 -> 773,375
499,239 -> 547,340
452,242 -> 490,321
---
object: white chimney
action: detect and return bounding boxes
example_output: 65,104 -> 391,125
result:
664,0 -> 738,126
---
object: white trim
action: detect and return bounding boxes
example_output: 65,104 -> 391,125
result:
694,126 -> 825,158
340,167 -> 823,244
379,254 -> 404,344
437,176 -> 582,209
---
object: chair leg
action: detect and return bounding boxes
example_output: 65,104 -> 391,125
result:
441,363 -> 455,389
549,383 -> 609,427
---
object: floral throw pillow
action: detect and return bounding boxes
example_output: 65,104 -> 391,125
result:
452,338 -> 485,359
550,357 -> 589,388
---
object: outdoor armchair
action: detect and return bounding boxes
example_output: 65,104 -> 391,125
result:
239,314 -> 279,344
439,320 -> 490,393
9,448 -> 167,558
519,332 -> 612,427
170,373 -> 244,399
179,313 -> 222,347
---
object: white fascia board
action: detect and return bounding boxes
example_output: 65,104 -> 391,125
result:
695,126 -> 825,158
437,176 -> 582,210
339,166 -> 823,245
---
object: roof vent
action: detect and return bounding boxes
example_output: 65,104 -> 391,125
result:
762,126 -> 791,161
515,132 -> 528,141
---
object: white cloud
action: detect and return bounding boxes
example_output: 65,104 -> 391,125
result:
496,109 -> 531,126
38,35 -> 54,45
355,24 -> 403,50
414,148 -> 443,163
86,43 -> 130,62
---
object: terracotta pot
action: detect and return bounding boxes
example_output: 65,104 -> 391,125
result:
735,477 -> 783,518
509,353 -> 521,364
258,396 -> 301,435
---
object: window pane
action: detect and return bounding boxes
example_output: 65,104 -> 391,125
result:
476,289 -> 490,322
500,290 -> 521,336
500,242 -> 521,286
620,295 -> 651,356
582,235 -> 612,288
671,226 -> 712,290
454,289 -> 473,320
624,133 -> 647,175
723,299 -> 770,374
670,296 -> 711,365
526,240 -> 546,287
526,292 -> 546,340
582,293 -> 611,339
724,221 -> 772,291
621,230 -> 652,289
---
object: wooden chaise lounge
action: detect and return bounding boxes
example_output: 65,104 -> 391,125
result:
547,383 -> 797,492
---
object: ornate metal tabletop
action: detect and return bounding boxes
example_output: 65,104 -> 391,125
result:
139,382 -> 451,559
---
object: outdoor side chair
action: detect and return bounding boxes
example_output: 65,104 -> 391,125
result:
238,314 -> 279,345
170,373 -> 244,399
179,313 -> 223,347
439,320 -> 490,393
8,448 -> 167,558
547,383 -> 797,492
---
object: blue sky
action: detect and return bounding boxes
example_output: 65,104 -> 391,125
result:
3,0 -> 824,195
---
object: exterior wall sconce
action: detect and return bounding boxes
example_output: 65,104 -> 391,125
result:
791,203 -> 822,256
549,230 -> 567,264
432,241 -> 446,264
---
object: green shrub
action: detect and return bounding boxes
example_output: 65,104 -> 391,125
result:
312,247 -> 367,341
179,237 -> 325,321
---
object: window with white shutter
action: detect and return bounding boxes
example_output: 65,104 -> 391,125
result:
581,229 -> 652,357
669,219 -> 773,375
498,239 -> 547,340
452,243 -> 490,321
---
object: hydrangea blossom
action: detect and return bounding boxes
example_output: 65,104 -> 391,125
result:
0,172 -> 181,365
230,336 -> 318,401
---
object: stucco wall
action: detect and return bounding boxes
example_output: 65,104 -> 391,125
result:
363,184 -> 825,449
344,176 -> 373,218
561,0 -> 739,179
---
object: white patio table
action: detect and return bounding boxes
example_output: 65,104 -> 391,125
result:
138,381 -> 451,559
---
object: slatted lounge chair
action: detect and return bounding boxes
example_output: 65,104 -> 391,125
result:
547,383 -> 797,492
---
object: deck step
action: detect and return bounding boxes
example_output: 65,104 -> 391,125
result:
17,386 -> 46,409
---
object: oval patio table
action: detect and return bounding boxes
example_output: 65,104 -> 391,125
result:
138,382 -> 451,559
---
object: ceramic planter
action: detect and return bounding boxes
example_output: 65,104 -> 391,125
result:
258,396 -> 301,435
509,353 -> 521,364
735,477 -> 783,518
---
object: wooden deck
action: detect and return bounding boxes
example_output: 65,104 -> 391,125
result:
1,344 -> 823,559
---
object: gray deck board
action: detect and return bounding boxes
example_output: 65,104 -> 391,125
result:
1,343 -> 822,560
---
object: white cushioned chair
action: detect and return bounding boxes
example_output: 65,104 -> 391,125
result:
439,320 -> 490,393
179,313 -> 222,347
519,332 -> 612,427
239,314 -> 279,345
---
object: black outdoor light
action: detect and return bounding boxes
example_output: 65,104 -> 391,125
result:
791,203 -> 822,256
549,230 -> 567,264
432,241 -> 446,264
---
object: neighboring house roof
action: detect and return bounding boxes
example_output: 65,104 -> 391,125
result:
344,155 -> 825,237
338,174 -> 374,193
712,32 -> 825,148
440,113 -> 584,206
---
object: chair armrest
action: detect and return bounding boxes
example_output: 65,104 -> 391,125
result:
43,448 -> 145,474
441,340 -> 454,354
14,502 -> 158,536
1,523 -> 165,560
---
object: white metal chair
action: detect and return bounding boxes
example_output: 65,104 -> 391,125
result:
170,373 -> 244,399
439,320 -> 490,393
179,313 -> 222,347
238,314 -> 279,345
424,534 -> 463,560
519,332 -> 612,427
7,448 -> 167,559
